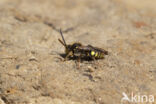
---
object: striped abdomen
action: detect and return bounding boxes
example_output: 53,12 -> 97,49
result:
90,51 -> 105,59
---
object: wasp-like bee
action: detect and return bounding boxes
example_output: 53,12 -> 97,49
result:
58,29 -> 108,61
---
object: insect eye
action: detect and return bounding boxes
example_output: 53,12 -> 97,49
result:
91,51 -> 95,56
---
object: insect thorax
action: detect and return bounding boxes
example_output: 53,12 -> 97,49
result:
65,43 -> 81,53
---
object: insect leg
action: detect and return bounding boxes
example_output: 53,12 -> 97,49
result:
75,58 -> 80,69
64,51 -> 73,61
91,56 -> 96,61
91,57 -> 99,68
76,54 -> 83,69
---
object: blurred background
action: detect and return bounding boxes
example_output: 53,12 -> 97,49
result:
0,0 -> 155,104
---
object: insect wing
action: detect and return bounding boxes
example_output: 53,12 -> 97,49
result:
87,45 -> 108,55
76,45 -> 93,51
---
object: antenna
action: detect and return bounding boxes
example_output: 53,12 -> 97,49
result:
59,29 -> 67,46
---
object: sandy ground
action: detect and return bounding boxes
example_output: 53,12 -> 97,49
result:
0,0 -> 156,104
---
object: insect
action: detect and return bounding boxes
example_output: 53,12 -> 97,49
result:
58,29 -> 108,61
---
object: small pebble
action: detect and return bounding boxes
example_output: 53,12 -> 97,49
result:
16,64 -> 20,69
87,66 -> 94,72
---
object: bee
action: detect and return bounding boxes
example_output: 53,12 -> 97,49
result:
58,29 -> 108,61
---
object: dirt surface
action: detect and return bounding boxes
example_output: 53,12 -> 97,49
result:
0,0 -> 156,104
